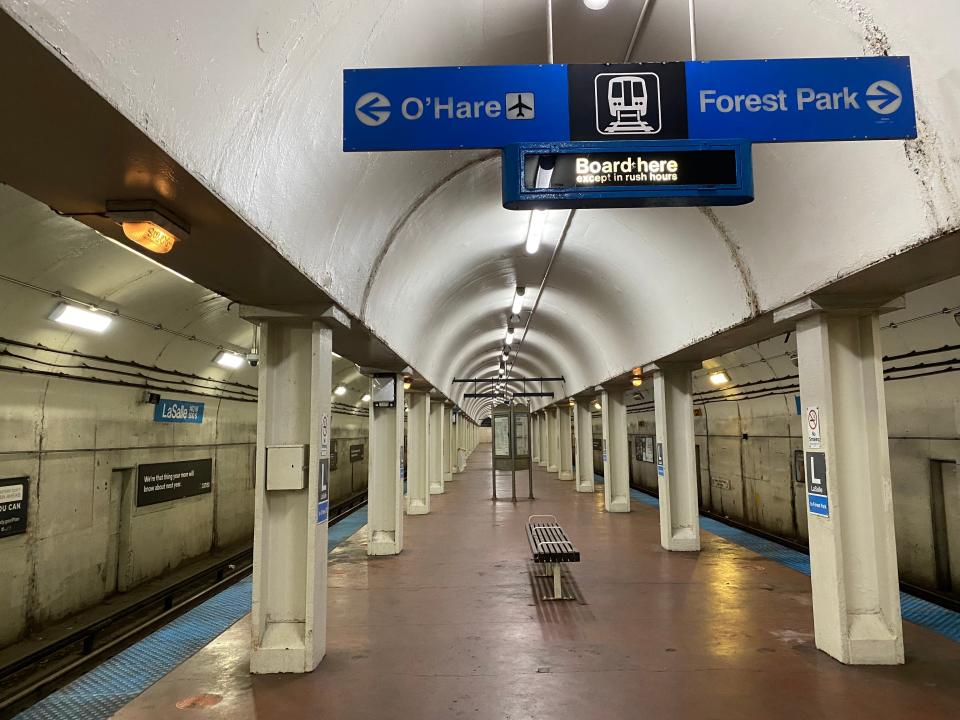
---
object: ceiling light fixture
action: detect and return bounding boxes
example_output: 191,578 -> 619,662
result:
505,326 -> 515,345
511,286 -> 526,315
215,351 -> 244,369
334,385 -> 347,396
403,377 -> 412,390
593,400 -> 602,411
49,303 -> 113,333
525,210 -> 547,254
632,377 -> 643,387
709,371 -> 730,386
583,0 -> 609,9
361,393 -> 371,402
105,201 -> 190,255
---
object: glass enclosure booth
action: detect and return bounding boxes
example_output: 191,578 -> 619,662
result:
491,403 -> 533,501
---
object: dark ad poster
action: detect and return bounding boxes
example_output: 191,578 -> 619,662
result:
137,459 -> 213,507
0,477 -> 28,537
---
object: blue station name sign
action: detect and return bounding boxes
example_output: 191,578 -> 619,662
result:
344,56 -> 916,151
154,398 -> 205,424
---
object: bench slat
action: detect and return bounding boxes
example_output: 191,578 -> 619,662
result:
527,520 -> 580,563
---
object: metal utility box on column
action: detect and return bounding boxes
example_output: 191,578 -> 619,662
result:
491,403 -> 533,502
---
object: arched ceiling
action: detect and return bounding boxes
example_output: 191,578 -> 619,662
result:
2,0 -> 959,421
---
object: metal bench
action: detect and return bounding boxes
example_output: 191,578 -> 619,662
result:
526,515 -> 580,601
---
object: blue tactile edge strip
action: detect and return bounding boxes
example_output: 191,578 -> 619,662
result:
625,483 -> 960,644
15,506 -> 368,720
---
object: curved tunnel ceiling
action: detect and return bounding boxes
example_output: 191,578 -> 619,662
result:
2,0 -> 959,421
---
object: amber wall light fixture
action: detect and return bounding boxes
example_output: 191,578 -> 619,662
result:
105,201 -> 190,255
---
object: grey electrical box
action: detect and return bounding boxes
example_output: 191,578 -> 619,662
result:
266,445 -> 308,490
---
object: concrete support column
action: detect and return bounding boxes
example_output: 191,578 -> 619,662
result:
783,298 -> 904,665
649,364 -> 700,552
538,412 -> 549,467
531,413 -> 541,463
546,408 -> 559,473
405,392 -> 430,515
601,389 -> 630,512
557,405 -> 574,481
443,404 -> 453,485
249,318 -> 331,674
429,399 -> 444,495
368,374 -> 405,555
573,398 -> 595,492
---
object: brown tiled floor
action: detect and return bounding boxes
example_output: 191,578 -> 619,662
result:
114,444 -> 960,720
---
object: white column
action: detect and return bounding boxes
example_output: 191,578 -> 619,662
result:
429,398 -> 444,495
558,405 -> 574,480
573,398 -> 595,492
781,298 -> 904,665
405,392 -> 430,515
368,374 -> 405,555
650,364 -> 700,551
601,389 -> 630,512
442,404 -> 453,484
546,408 -> 559,473
531,413 -> 541,463
537,410 -> 550,468
249,319 -> 331,674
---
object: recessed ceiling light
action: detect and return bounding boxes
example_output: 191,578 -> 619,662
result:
49,303 -> 112,333
583,0 -> 609,9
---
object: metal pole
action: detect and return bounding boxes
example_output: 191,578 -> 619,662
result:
528,412 -> 535,500
546,0 -> 555,64
510,406 -> 517,502
688,0 -> 698,61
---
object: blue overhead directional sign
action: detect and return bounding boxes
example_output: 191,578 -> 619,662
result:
343,56 -> 916,151
686,57 -> 916,142
344,65 -> 570,151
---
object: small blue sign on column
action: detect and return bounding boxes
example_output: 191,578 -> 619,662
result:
154,399 -> 205,424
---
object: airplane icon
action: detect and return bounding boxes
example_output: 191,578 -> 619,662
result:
506,92 -> 535,120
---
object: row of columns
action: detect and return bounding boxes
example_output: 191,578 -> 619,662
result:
528,298 -> 903,666
246,313 -> 481,674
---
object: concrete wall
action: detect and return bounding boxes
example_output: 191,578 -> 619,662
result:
622,369 -> 960,596
0,373 -> 256,647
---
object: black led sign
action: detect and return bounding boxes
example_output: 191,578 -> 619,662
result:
502,140 -> 753,210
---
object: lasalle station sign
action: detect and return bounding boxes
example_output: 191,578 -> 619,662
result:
343,56 -> 916,209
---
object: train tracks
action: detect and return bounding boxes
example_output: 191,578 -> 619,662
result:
0,494 -> 367,719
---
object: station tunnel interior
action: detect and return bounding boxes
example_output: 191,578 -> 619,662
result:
0,0 -> 959,717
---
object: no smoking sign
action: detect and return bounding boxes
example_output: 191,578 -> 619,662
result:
806,406 -> 821,449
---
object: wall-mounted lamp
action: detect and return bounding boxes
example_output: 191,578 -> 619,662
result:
105,201 -> 190,255
49,302 -> 113,333
215,351 -> 244,369
593,400 -> 602,411
709,371 -> 730,386
403,377 -> 412,390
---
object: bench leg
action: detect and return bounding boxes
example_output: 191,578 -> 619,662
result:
541,563 -> 572,601
534,562 -> 552,578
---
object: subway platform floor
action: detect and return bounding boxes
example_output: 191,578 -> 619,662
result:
113,446 -> 960,720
